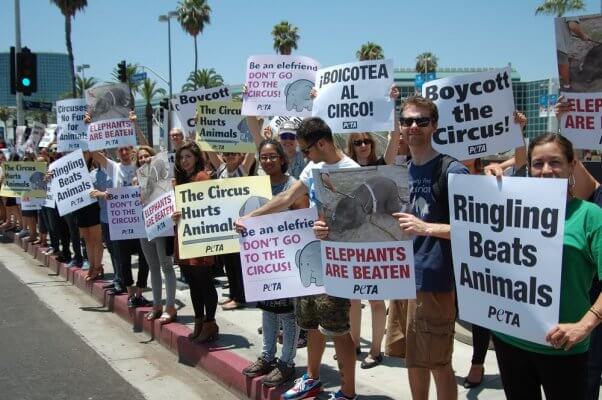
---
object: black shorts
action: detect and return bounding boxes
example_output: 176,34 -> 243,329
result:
5,197 -> 16,206
21,209 -> 37,217
74,203 -> 100,228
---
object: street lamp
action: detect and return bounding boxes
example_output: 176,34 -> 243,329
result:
76,64 -> 90,80
158,10 -> 177,140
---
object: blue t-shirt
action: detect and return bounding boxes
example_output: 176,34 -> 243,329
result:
409,154 -> 469,292
90,168 -> 113,224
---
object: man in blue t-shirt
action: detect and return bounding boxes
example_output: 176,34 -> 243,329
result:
393,96 -> 468,400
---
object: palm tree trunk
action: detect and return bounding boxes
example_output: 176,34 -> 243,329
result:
194,35 -> 198,73
145,102 -> 154,147
65,16 -> 76,98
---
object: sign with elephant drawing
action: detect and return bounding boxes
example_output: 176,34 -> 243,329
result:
0,161 -> 48,198
195,99 -> 256,153
239,208 -> 325,302
242,55 -> 320,118
175,176 -> 272,259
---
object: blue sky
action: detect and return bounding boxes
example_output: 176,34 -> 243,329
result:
1,0 -> 601,97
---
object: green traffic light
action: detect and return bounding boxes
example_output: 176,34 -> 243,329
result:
21,77 -> 31,87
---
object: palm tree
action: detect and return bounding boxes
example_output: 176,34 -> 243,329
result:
176,0 -> 211,73
76,74 -> 97,98
139,79 -> 166,146
50,0 -> 88,98
271,21 -> 299,55
181,68 -> 224,92
111,62 -> 142,95
535,0 -> 585,16
415,52 -> 439,73
356,42 -> 385,61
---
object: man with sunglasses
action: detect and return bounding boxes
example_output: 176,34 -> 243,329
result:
392,96 -> 468,400
277,120 -> 307,179
236,117 -> 359,400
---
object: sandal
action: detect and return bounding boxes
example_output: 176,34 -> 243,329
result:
85,266 -> 104,282
360,353 -> 383,369
221,300 -> 243,310
145,310 -> 163,321
158,312 -> 177,325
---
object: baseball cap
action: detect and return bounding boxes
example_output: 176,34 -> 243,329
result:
278,120 -> 298,137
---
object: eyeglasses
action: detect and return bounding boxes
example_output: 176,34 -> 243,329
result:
352,139 -> 372,147
300,141 -> 318,155
259,155 -> 280,162
279,132 -> 297,141
399,117 -> 432,127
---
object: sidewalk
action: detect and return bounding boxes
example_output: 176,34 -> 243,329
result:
3,233 -> 505,400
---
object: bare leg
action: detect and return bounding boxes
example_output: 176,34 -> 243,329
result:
306,328 -> 326,378
350,300 -> 362,349
333,333 -> 356,398
368,300 -> 386,357
432,365 -> 458,400
408,367 -> 431,400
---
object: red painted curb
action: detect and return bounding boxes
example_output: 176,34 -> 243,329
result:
2,231 -> 286,400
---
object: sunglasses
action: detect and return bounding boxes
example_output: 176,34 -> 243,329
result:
300,140 -> 318,155
279,132 -> 297,141
352,139 -> 372,147
259,155 -> 280,162
399,116 -> 432,127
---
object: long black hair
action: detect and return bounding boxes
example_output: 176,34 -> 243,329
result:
258,139 -> 289,174
174,141 -> 205,184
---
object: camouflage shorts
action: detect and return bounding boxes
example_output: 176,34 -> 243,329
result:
296,294 -> 350,336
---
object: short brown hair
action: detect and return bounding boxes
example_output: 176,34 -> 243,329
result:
400,95 -> 439,123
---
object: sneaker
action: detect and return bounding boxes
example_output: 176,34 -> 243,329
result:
242,357 -> 276,378
82,260 -> 90,270
68,259 -> 82,268
136,295 -> 153,307
328,390 -> 358,400
127,296 -> 138,308
262,361 -> 295,387
282,373 -> 322,400
17,229 -> 29,238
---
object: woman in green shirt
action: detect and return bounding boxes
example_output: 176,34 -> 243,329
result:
492,133 -> 602,400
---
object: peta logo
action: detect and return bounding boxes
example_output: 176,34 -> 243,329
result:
468,143 -> 487,155
342,121 -> 358,129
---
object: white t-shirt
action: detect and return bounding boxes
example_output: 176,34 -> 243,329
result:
299,155 -> 359,208
104,158 -> 137,187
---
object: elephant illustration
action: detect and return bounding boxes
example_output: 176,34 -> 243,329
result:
284,79 -> 313,112
295,240 -> 323,288
29,171 -> 46,191
239,196 -> 270,216
237,118 -> 252,143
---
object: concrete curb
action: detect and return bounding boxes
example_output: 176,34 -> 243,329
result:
5,232 -> 286,400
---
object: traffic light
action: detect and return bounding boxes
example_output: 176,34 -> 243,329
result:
117,60 -> 127,83
16,47 -> 37,96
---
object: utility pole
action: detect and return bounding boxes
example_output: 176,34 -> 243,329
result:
14,0 -> 24,126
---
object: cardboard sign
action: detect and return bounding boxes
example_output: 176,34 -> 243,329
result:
559,92 -> 602,149
22,122 -> 45,152
106,186 -> 146,240
422,67 -> 524,160
312,59 -> 395,133
240,208 -> 325,301
242,55 -> 320,117
175,176 -> 272,258
449,174 -> 566,345
143,190 -> 175,240
196,99 -> 255,153
20,195 -> 45,211
49,149 -> 96,216
56,98 -> 88,152
38,127 -> 56,148
321,240 -> 416,300
172,85 -> 232,140
86,83 -> 135,151
0,161 -> 47,198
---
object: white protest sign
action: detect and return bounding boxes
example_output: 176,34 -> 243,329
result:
15,125 -> 26,152
422,67 -> 523,160
321,241 -> 416,300
240,208 -> 324,302
38,127 -> 55,148
56,98 -> 88,152
559,92 -> 602,149
86,83 -> 135,151
106,186 -> 146,240
49,149 -> 96,216
449,174 -> 566,345
42,189 -> 55,208
143,190 -> 175,240
312,59 -> 394,133
22,122 -> 45,153
87,118 -> 136,151
171,86 -> 232,139
242,55 -> 320,117
20,195 -> 45,211
267,116 -> 304,133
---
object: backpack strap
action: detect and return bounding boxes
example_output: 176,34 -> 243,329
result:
432,155 -> 456,223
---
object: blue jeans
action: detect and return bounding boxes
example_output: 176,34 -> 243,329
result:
262,310 -> 299,366
100,222 -> 122,288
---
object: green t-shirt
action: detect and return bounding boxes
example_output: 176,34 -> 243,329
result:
495,199 -> 602,355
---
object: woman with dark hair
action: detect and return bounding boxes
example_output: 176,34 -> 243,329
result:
1,153 -> 23,232
491,133 -> 602,400
19,152 -> 38,241
171,142 -> 219,341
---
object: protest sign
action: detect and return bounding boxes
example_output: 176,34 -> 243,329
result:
559,92 -> 602,149
171,86 -> 232,139
138,152 -> 173,205
196,99 -> 255,153
49,149 -> 96,216
56,98 -> 88,152
15,125 -> 26,152
321,241 -> 415,300
42,188 -> 55,208
86,83 -> 136,151
143,190 -> 175,240
242,55 -> 320,117
448,174 -> 566,345
312,165 -> 410,242
20,195 -> 45,211
267,116 -> 304,133
240,208 -> 325,301
175,176 -> 272,258
0,161 -> 47,198
106,186 -> 146,240
22,122 -> 45,153
38,126 -> 55,148
312,59 -> 394,133
422,67 -> 523,160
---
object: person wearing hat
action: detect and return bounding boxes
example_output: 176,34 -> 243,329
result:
276,120 -> 307,179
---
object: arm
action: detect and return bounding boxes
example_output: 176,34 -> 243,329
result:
207,152 -> 222,170
392,212 -> 450,240
384,128 -> 401,165
129,111 -> 149,147
240,152 -> 257,176
547,292 -> 602,351
91,151 -> 108,169
246,116 -> 265,148
574,159 -> 600,200
251,181 -> 307,218
290,193 -> 309,210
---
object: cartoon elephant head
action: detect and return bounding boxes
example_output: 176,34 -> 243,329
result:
237,118 -> 252,143
295,240 -> 323,288
238,196 -> 270,216
29,171 -> 46,191
285,79 -> 313,112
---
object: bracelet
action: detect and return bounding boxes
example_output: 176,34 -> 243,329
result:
589,307 -> 602,320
